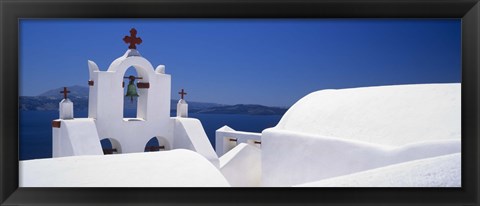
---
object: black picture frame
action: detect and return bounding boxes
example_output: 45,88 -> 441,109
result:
1,0 -> 479,205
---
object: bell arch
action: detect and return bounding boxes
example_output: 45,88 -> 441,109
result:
123,67 -> 140,118
108,56 -> 155,120
100,138 -> 122,154
107,55 -> 155,82
144,136 -> 170,152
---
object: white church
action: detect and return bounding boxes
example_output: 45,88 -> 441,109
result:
19,29 -> 461,187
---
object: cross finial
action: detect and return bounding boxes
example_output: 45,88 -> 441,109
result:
178,89 -> 187,100
60,87 -> 70,99
123,28 -> 142,49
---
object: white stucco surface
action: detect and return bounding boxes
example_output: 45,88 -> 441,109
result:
276,83 -> 460,146
173,117 -> 219,167
20,149 -> 230,187
59,98 -> 74,119
52,118 -> 103,157
296,153 -> 461,187
219,143 -> 261,187
261,83 -> 461,187
261,129 -> 460,186
177,99 -> 188,117
215,126 -> 262,156
87,49 -> 173,154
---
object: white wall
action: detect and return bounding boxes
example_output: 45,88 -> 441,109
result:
261,83 -> 461,186
87,60 -> 99,118
215,126 -> 261,156
52,118 -> 103,157
219,143 -> 261,187
52,125 -> 74,157
295,153 -> 461,187
261,129 -> 460,186
173,117 -> 219,167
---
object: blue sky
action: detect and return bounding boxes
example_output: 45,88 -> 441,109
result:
20,19 -> 461,107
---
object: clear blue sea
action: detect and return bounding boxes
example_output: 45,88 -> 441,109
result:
19,110 -> 282,160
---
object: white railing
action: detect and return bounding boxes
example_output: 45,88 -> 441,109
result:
215,125 -> 262,157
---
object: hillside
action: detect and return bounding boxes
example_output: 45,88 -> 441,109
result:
19,96 -> 224,112
38,85 -> 89,97
20,86 -> 286,115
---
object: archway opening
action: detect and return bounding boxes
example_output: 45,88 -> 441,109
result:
100,138 -> 122,154
123,66 -> 139,118
144,137 -> 170,152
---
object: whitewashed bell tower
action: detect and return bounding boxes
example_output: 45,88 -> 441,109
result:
52,28 -> 219,167
87,28 -> 172,153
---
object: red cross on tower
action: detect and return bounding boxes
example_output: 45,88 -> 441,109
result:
60,87 -> 70,99
178,89 -> 187,100
123,28 -> 142,49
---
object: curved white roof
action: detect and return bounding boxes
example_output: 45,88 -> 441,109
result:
296,153 -> 461,187
275,83 -> 460,146
20,149 -> 230,187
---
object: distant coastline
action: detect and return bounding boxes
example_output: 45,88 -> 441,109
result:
19,86 -> 288,115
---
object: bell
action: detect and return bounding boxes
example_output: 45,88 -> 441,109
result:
125,78 -> 139,103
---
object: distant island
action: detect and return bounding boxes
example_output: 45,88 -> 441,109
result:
20,86 -> 288,115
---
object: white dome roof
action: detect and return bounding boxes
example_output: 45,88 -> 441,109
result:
20,149 -> 230,187
275,83 -> 461,146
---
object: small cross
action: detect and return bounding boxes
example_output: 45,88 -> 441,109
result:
123,28 -> 142,49
178,89 -> 187,100
60,87 -> 70,99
